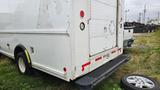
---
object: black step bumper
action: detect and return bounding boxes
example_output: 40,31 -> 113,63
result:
75,54 -> 131,90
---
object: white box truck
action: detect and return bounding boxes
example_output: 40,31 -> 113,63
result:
0,0 -> 130,89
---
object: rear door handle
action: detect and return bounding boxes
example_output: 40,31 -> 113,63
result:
87,18 -> 91,24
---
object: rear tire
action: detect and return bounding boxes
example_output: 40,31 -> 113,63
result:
0,52 -> 4,57
16,52 -> 32,75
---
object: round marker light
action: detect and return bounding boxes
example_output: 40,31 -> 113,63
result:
80,22 -> 85,31
80,10 -> 84,18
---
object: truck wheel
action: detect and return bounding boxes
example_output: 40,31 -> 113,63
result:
0,53 -> 2,58
120,74 -> 160,90
127,42 -> 132,47
16,52 -> 32,75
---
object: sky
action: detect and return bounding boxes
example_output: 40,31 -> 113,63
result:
125,0 -> 160,22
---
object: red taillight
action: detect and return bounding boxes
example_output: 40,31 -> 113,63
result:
63,67 -> 67,72
80,10 -> 84,18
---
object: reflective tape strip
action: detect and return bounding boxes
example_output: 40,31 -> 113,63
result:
112,50 -> 116,54
25,50 -> 31,64
82,61 -> 91,71
95,56 -> 102,62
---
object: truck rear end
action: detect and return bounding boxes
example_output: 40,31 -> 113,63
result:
71,0 -> 130,89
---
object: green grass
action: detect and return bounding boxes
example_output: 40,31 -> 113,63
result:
0,30 -> 160,90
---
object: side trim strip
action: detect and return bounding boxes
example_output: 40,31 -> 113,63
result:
25,50 -> 31,64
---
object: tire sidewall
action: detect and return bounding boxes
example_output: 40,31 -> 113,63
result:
16,52 -> 31,74
121,74 -> 160,90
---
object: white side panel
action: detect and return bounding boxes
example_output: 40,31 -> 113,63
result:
0,31 -> 72,81
0,0 -> 40,29
0,0 -> 71,30
38,0 -> 70,29
0,0 -> 72,81
89,0 -> 117,55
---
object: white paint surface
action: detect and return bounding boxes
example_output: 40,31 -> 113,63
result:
0,0 -> 124,82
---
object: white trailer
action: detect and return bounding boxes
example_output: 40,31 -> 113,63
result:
0,0 -> 129,89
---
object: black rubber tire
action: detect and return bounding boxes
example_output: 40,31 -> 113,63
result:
0,52 -> 4,57
16,52 -> 32,75
127,40 -> 134,47
120,74 -> 160,90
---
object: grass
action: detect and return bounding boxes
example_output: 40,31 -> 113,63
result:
0,30 -> 160,90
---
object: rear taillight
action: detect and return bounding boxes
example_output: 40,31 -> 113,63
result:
63,67 -> 67,72
80,10 -> 84,18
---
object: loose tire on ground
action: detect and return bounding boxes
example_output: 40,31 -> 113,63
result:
120,74 -> 160,90
16,52 -> 32,75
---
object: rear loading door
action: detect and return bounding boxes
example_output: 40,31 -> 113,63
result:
89,0 -> 117,55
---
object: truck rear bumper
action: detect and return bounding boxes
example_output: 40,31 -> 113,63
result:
75,54 -> 130,90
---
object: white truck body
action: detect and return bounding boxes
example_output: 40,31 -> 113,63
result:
0,0 -> 124,82
124,28 -> 134,41
123,27 -> 134,47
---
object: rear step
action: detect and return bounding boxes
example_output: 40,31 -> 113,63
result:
75,54 -> 131,90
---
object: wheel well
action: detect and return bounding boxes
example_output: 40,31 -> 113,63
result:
14,45 -> 32,66
14,45 -> 25,58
